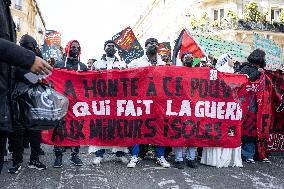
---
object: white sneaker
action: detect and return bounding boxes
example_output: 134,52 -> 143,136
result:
156,156 -> 170,168
127,156 -> 138,168
245,158 -> 255,164
117,156 -> 128,164
92,157 -> 102,166
261,158 -> 271,164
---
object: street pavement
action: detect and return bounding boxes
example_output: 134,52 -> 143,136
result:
0,145 -> 283,189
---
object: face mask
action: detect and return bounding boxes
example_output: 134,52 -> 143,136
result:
69,50 -> 79,58
147,46 -> 158,55
184,61 -> 193,67
69,42 -> 80,58
105,48 -> 116,57
183,55 -> 193,67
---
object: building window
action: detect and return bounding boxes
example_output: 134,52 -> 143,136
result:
271,9 -> 281,22
14,16 -> 21,32
15,0 -> 22,11
213,8 -> 225,24
214,10 -> 218,21
220,9 -> 224,20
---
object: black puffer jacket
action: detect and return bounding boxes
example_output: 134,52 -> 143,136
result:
239,62 -> 261,82
0,0 -> 35,131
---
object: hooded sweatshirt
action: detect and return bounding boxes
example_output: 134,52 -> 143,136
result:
20,34 -> 42,57
239,62 -> 261,82
54,40 -> 87,71
16,34 -> 43,84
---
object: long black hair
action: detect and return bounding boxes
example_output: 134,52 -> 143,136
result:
247,49 -> 266,68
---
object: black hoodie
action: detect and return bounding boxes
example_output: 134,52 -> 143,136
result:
19,34 -> 42,58
16,34 -> 42,84
239,62 -> 261,82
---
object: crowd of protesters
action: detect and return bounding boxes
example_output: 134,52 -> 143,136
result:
1,0 -> 283,175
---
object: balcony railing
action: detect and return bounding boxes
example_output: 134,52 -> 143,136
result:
191,18 -> 284,34
236,20 -> 284,33
15,4 -> 22,11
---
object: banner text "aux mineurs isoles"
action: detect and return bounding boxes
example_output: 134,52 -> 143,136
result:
42,66 -> 248,147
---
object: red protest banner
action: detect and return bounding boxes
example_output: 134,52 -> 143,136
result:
236,83 -> 259,141
233,70 -> 284,157
263,71 -> 284,153
235,74 -> 271,159
42,67 -> 248,147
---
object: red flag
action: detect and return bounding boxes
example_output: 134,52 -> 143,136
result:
172,29 -> 205,64
179,30 -> 204,58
